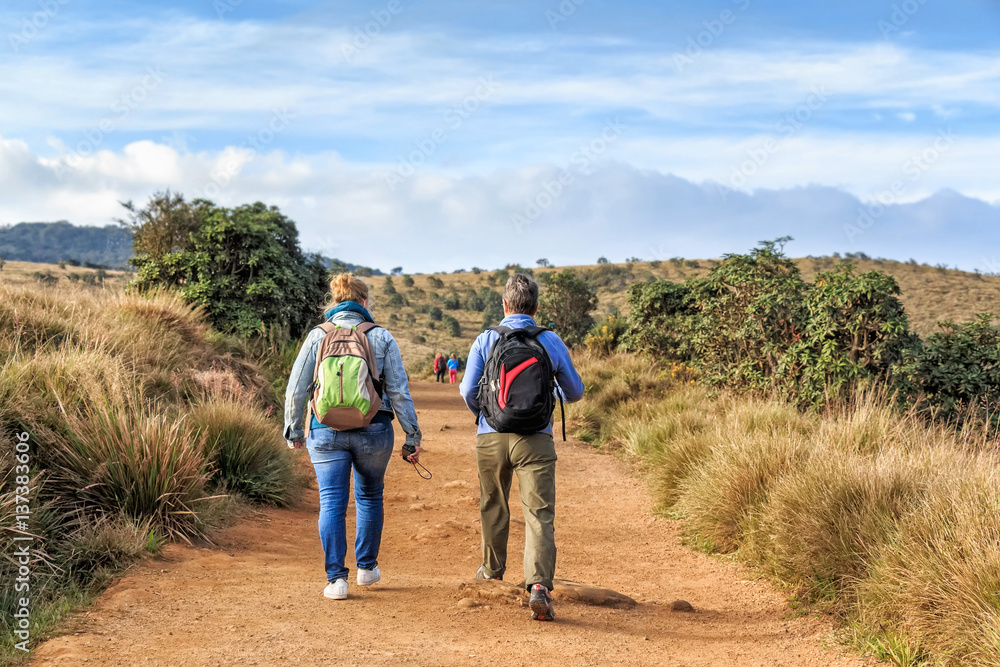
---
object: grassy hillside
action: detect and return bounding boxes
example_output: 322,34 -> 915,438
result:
7,254 -> 998,377
363,257 -> 1000,375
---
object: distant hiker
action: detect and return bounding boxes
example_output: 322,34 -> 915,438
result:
284,273 -> 422,601
434,353 -> 447,383
447,354 -> 459,384
459,273 -> 585,621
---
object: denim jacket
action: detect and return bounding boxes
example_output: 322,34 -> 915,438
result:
283,311 -> 422,447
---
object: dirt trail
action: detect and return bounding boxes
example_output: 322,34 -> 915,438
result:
32,382 -> 872,666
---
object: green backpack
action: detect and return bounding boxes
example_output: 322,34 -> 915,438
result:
307,322 -> 384,433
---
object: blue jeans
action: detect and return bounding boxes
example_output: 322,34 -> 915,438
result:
307,419 -> 394,582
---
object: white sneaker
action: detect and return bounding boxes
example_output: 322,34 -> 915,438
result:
357,566 -> 381,586
324,579 -> 348,600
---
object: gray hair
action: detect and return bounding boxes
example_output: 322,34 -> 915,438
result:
503,273 -> 539,315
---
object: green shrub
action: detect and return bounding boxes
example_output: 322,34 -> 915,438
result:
402,275 -> 415,287
622,280 -> 697,361
427,276 -> 444,288
443,316 -> 461,338
897,313 -> 1000,425
428,306 -> 443,321
536,270 -> 597,347
125,192 -> 328,338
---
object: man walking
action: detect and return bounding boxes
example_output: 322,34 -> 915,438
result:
433,352 -> 446,382
459,273 -> 585,621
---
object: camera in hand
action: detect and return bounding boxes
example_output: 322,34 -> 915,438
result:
402,444 -> 416,460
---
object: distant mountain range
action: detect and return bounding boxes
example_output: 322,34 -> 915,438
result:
0,221 -> 381,274
0,221 -> 132,268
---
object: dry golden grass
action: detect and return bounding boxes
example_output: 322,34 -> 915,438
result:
575,352 -> 1000,666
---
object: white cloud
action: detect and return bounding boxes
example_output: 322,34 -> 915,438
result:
1,136 -> 997,272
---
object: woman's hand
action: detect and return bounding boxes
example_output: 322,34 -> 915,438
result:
405,444 -> 422,464
287,439 -> 305,450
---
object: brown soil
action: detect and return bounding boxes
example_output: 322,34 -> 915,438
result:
32,382 -> 874,666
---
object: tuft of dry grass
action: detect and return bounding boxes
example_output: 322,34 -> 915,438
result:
187,399 -> 300,506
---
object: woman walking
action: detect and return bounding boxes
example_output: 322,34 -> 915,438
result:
284,273 -> 422,600
447,353 -> 459,384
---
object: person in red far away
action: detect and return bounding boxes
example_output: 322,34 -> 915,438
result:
433,353 -> 446,382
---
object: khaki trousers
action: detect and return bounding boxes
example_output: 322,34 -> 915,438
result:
476,432 -> 557,590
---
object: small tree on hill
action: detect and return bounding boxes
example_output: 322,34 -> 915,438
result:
597,256 -> 609,264
536,270 -> 598,347
536,258 -> 551,268
391,266 -> 403,275
125,192 -> 327,338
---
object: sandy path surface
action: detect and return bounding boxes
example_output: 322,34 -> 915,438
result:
32,382 -> 872,666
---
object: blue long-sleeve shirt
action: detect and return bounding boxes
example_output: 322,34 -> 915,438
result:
459,314 -> 585,435
283,311 -> 422,447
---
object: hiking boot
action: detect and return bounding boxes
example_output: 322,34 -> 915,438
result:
529,584 -> 555,621
357,567 -> 381,586
475,565 -> 502,581
324,579 -> 348,600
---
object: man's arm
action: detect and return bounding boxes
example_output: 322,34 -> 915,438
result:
458,335 -> 485,415
544,333 -> 585,403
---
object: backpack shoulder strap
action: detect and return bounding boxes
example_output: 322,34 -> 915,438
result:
317,322 -> 338,335
521,325 -> 550,338
488,325 -> 512,336
355,322 -> 382,334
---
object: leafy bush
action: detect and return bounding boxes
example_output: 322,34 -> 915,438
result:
427,276 -> 444,288
785,265 -> 917,407
487,269 -> 509,286
536,270 -> 597,347
428,306 -> 443,321
623,280 -> 697,361
443,316 -> 462,338
626,240 -> 928,410
125,192 -> 328,338
441,293 -> 461,310
897,314 -> 1000,424
402,275 -> 415,287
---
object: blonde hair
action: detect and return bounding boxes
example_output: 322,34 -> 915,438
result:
327,273 -> 370,308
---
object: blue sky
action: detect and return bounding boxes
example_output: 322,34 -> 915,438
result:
1,0 -> 998,272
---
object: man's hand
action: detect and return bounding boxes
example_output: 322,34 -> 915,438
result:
405,444 -> 422,464
287,439 -> 305,450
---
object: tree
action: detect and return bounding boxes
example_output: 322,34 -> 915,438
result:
391,266 -> 403,275
402,275 -> 415,287
125,192 -> 328,338
536,270 -> 598,347
536,258 -> 552,268
0,255 -> 5,271
596,257 -> 609,265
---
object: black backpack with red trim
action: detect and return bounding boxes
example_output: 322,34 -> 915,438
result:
477,325 -> 565,438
